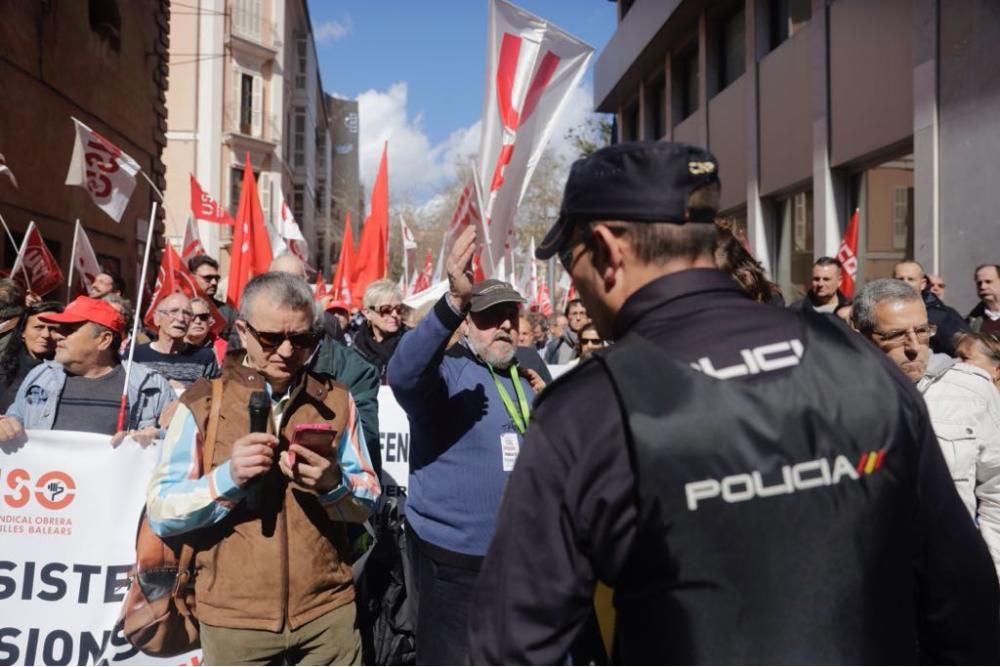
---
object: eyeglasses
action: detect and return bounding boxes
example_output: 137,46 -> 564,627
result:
871,323 -> 937,348
196,273 -> 221,283
243,321 -> 318,351
580,337 -> 604,347
375,305 -> 403,317
191,313 -> 212,322
158,307 -> 194,320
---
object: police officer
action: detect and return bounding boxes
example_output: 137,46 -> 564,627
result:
467,141 -> 1000,664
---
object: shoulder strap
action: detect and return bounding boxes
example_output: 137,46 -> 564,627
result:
173,378 -> 224,594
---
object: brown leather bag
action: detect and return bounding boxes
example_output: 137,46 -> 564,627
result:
120,378 -> 224,657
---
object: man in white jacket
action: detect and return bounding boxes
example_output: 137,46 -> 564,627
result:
853,279 -> 1000,579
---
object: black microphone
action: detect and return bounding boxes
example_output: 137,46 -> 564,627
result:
246,391 -> 270,511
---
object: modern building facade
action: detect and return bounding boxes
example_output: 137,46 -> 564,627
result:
326,94 -> 364,264
163,0 -> 337,275
0,0 -> 171,299
595,0 -> 1000,312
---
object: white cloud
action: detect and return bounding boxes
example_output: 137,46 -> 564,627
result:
356,80 -> 598,206
315,17 -> 352,43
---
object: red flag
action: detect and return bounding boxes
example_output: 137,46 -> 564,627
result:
836,209 -> 860,299
471,253 -> 487,283
352,142 -> 388,297
12,222 -> 64,297
314,272 -> 328,300
411,249 -> 434,295
181,215 -> 207,262
331,214 -> 355,306
190,174 -> 234,225
226,154 -> 273,307
144,243 -> 225,337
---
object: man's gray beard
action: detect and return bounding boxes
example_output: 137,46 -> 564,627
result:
470,337 -> 516,370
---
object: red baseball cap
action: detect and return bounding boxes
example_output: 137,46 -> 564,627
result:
325,300 -> 351,314
40,296 -> 126,336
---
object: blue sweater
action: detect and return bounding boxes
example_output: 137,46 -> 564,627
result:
388,296 -> 535,556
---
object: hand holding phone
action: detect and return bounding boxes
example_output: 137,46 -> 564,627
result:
288,423 -> 336,466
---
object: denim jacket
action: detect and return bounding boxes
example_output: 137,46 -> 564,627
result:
5,360 -> 176,431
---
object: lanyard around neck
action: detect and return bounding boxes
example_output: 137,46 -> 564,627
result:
487,363 -> 530,434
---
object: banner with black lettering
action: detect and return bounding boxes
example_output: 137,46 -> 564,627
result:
0,431 -> 200,666
377,387 -> 410,506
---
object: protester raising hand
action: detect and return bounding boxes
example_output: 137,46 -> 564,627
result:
447,224 -> 478,312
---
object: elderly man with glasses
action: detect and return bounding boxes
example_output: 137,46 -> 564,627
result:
134,292 -> 220,390
853,278 -> 1000,581
146,271 -> 379,665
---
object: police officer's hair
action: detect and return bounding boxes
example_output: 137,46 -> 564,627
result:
600,183 -> 721,265
363,279 -> 402,309
851,279 -> 922,335
239,271 -> 319,328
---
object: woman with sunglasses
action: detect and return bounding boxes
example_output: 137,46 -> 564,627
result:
0,300 -> 63,412
186,297 -> 228,364
354,279 -> 409,382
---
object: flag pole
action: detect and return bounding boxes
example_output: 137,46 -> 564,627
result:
66,219 -> 81,303
469,160 -> 497,276
0,211 -> 34,290
116,199 -> 158,434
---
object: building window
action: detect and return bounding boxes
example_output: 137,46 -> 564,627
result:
240,74 -> 253,135
676,49 -> 699,121
719,8 -> 745,90
644,75 -> 666,140
296,36 -> 308,89
293,185 -> 305,222
769,0 -> 810,51
260,173 -> 272,228
774,190 -> 814,300
857,155 -> 914,280
230,165 -> 259,217
316,128 -> 326,171
233,0 -> 262,42
89,0 -> 121,51
232,69 -> 262,137
892,187 -> 913,251
293,108 -> 306,167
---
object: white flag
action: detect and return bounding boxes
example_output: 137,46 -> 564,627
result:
477,0 -> 593,275
400,214 -> 417,292
64,117 -> 141,223
69,220 -> 102,296
278,197 -> 309,263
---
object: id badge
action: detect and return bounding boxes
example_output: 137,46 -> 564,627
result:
500,432 -> 520,472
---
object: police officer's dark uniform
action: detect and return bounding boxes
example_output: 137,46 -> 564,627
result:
467,142 -> 1000,665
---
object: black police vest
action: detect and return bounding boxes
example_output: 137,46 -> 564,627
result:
595,312 -> 920,664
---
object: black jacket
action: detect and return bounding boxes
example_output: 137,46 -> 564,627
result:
923,290 -> 970,356
788,290 -> 850,313
353,323 -> 408,383
468,269 -> 1000,664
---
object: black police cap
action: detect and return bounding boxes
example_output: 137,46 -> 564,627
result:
536,141 -> 720,260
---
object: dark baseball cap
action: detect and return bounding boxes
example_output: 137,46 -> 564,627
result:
536,141 -> 720,260
469,279 -> 525,313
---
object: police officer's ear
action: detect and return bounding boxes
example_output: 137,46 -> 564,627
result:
589,224 -> 627,281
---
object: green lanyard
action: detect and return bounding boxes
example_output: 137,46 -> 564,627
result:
487,363 -> 531,434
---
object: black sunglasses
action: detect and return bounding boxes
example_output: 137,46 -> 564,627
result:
243,321 -> 318,350
192,313 -> 212,322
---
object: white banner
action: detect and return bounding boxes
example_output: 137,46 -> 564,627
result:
64,118 -> 141,224
377,387 -> 410,507
477,0 -> 593,275
0,431 -> 200,666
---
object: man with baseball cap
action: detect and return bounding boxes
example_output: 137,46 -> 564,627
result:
387,226 -> 544,665
468,141 -> 999,663
0,295 -> 175,443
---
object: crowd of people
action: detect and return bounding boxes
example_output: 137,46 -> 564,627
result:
0,139 -> 998,664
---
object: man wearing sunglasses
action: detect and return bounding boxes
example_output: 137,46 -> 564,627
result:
387,225 -> 543,665
469,142 -> 999,664
134,292 -> 220,390
146,271 -> 379,665
189,254 -> 238,342
853,278 -> 1000,581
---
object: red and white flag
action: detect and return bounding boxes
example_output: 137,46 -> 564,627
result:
276,196 -> 309,263
0,152 -> 18,189
410,249 -> 434,296
65,118 -> 141,223
837,208 -> 860,299
181,214 -> 207,262
534,269 -> 553,317
314,272 -> 328,300
69,220 -> 101,297
190,174 -> 234,225
145,243 -> 225,337
12,221 -> 65,297
477,0 -> 593,275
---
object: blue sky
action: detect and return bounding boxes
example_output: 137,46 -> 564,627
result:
309,0 -> 617,202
